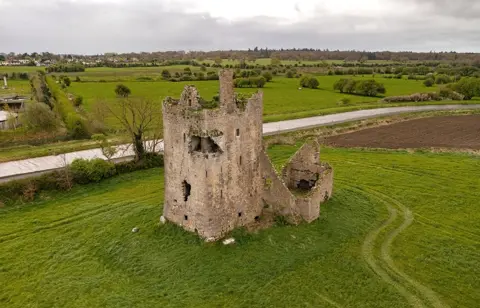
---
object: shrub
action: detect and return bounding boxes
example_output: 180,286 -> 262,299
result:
22,102 -> 62,132
75,76 -> 81,82
424,78 -> 434,87
74,96 -> 83,107
286,70 -> 295,78
452,77 -> 480,100
307,77 -> 319,89
355,80 -> 386,97
255,76 -> 266,88
337,97 -> 351,105
333,79 -> 349,93
234,77 -> 266,88
66,114 -> 91,139
70,158 -> 116,184
435,74 -> 451,85
115,84 -> 131,98
161,69 -> 171,79
382,91 -> 462,103
115,153 -> 164,174
262,71 -> 273,82
300,76 -> 319,89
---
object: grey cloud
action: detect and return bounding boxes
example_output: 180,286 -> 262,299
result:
1,0 -> 480,53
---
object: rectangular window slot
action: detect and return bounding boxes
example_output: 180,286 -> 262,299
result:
236,128 -> 240,137
183,181 -> 191,201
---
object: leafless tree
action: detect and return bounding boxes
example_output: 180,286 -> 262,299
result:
101,98 -> 159,161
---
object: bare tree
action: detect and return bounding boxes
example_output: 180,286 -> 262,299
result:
59,153 -> 73,191
102,98 -> 158,161
92,134 -> 118,161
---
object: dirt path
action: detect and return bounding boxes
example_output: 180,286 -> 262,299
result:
326,115 -> 480,150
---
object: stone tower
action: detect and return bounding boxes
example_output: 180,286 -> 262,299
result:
162,70 -> 265,239
162,70 -> 334,241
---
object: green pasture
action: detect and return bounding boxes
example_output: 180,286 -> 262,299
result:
60,66 -> 217,81
1,147 -> 478,307
0,80 -> 31,96
203,58 -> 398,66
68,75 -> 470,124
0,66 -> 43,73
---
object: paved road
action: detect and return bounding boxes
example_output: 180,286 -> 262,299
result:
1,104 -> 479,183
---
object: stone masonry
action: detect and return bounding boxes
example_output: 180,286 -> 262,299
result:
162,70 -> 333,241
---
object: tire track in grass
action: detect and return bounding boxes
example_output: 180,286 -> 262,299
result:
314,292 -> 344,308
0,194 -> 157,244
366,188 -> 450,308
340,182 -> 427,307
337,180 -> 425,307
413,213 -> 480,244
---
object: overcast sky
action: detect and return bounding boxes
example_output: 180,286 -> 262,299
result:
1,0 -> 479,54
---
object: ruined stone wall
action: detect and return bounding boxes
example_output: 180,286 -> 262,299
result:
258,151 -> 299,222
162,71 -> 264,240
163,70 -> 334,241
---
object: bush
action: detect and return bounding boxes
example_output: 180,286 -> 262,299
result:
234,77 -> 266,88
70,158 -> 116,184
424,78 -> 434,87
452,77 -> 480,100
23,102 -> 62,132
74,96 -> 83,107
0,154 -> 164,205
382,91 -> 462,103
435,74 -> 451,85
333,78 -> 385,96
300,76 -> 319,89
286,70 -> 295,78
262,71 -> 273,82
333,78 -> 349,93
161,69 -> 171,79
115,153 -> 164,174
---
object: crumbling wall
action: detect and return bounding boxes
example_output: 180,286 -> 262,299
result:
162,70 -> 265,240
258,151 -> 300,223
162,70 -> 334,241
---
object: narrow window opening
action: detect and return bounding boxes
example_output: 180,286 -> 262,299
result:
184,215 -> 188,221
183,133 -> 186,143
255,216 -> 260,221
236,128 -> 240,137
239,156 -> 242,165
183,181 -> 191,202
220,190 -> 223,198
238,212 -> 242,217
188,99 -> 192,106
205,170 -> 208,177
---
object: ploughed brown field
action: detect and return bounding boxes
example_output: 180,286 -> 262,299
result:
325,115 -> 480,150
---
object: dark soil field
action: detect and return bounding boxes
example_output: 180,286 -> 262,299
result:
326,115 -> 480,150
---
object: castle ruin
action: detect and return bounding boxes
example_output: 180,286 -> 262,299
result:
162,70 -> 333,241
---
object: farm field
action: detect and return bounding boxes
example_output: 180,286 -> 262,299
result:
68,74 -> 474,123
0,66 -> 43,73
326,115 -> 480,150
0,80 -> 31,96
0,146 -> 478,307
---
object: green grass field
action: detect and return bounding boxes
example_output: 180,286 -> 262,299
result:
0,80 -> 31,96
1,147 -> 478,307
0,66 -> 43,73
69,75 -> 474,124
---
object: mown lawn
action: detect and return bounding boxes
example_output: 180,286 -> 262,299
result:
0,147 -> 478,307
